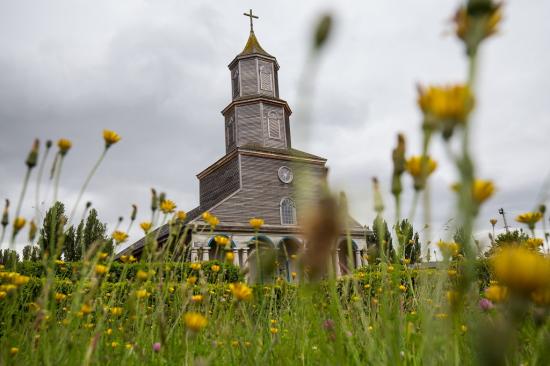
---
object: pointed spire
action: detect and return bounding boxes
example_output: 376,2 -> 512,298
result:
239,31 -> 272,57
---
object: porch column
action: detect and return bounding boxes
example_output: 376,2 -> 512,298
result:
202,248 -> 210,261
232,248 -> 239,266
190,248 -> 198,262
241,248 -> 249,266
355,250 -> 362,269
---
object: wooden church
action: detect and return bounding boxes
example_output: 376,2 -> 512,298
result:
120,11 -> 368,278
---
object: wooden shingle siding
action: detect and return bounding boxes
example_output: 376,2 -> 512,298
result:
236,104 -> 262,146
239,59 -> 258,96
211,154 -> 325,225
199,155 -> 240,211
225,110 -> 236,153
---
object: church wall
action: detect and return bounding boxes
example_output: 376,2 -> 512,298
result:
235,104 -> 262,146
199,155 -> 241,211
239,59 -> 258,96
210,154 -> 326,225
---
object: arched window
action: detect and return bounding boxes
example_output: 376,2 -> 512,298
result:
226,116 -> 235,146
280,198 -> 297,225
232,68 -> 240,97
267,111 -> 281,139
259,65 -> 272,91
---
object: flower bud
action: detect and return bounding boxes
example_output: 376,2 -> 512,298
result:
313,14 -> 333,51
46,140 -> 52,149
151,189 -> 158,212
1,199 -> 9,228
131,204 -> 137,221
26,139 -> 40,168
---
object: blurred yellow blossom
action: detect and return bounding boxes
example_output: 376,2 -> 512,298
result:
176,210 -> 187,221
491,247 -> 550,294
95,265 -> 108,276
57,138 -> 72,155
229,282 -> 253,301
112,231 -> 129,244
140,221 -> 152,233
103,129 -> 121,148
214,235 -> 229,246
516,212 -> 542,231
484,285 -> 508,303
184,312 -> 207,332
249,218 -> 264,230
160,200 -> 176,214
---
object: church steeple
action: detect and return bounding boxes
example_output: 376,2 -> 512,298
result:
221,10 -> 292,153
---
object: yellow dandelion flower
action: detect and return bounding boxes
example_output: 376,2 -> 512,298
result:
0,291 -> 7,300
135,289 -> 150,299
452,179 -> 495,206
190,263 -> 201,271
98,252 -> 109,260
110,307 -> 123,316
270,327 -> 279,334
437,241 -> 460,259
186,276 -> 197,285
214,235 -> 229,246
406,155 -> 437,191
136,270 -> 149,281
417,84 -> 474,134
225,251 -> 235,262
80,303 -> 93,315
191,294 -> 203,302
399,285 -> 407,292
516,212 -> 542,231
175,210 -> 187,221
453,4 -> 502,44
491,247 -> 550,294
484,285 -> 508,303
183,312 -> 207,332
160,200 -> 176,214
211,265 -> 221,273
103,129 -> 121,148
13,217 -> 26,232
13,274 -> 30,286
525,238 -> 544,251
140,221 -> 152,233
111,341 -> 119,348
95,265 -> 108,276
249,217 -> 264,230
10,347 -> 19,356
207,215 -> 220,229
112,231 -> 129,244
229,282 -> 253,301
57,138 -> 72,155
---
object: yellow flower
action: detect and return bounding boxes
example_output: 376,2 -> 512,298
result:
516,212 -> 542,230
417,84 -> 474,132
135,289 -> 150,299
94,264 -> 108,276
57,138 -> 72,155
437,241 -> 460,259
491,247 -> 550,294
229,282 -> 253,301
190,263 -> 201,271
490,218 -> 498,226
186,276 -> 197,285
525,238 -> 544,251
484,285 -> 508,303
103,129 -> 121,148
472,179 -> 495,204
13,274 -> 30,286
214,235 -> 229,246
399,285 -> 407,292
270,327 -> 279,334
406,156 -> 437,191
0,291 -> 7,300
291,271 -> 297,279
140,221 -> 152,233
406,156 -> 437,178
112,231 -> 129,244
111,341 -> 119,348
10,347 -> 19,356
80,303 -> 93,315
249,217 -> 264,230
225,252 -> 235,262
99,252 -> 109,260
175,210 -> 187,221
207,215 -> 220,229
136,270 -> 149,281
110,307 -> 123,316
183,312 -> 207,332
191,294 -> 203,302
211,265 -> 221,273
160,200 -> 176,214
13,217 -> 26,232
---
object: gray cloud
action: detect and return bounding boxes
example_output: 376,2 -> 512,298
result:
1,0 -> 549,252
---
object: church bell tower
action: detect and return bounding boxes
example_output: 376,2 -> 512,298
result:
222,10 -> 292,153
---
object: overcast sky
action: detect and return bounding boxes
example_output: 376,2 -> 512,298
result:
1,0 -> 549,252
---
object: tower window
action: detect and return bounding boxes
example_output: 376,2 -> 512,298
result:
226,116 -> 235,146
232,69 -> 240,97
280,198 -> 297,225
259,65 -> 272,91
267,111 -> 281,139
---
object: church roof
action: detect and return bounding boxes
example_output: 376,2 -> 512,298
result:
239,144 -> 327,162
238,31 -> 273,58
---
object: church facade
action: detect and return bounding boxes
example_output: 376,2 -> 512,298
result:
121,15 -> 368,278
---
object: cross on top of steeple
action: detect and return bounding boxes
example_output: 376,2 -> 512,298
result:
243,9 -> 258,32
